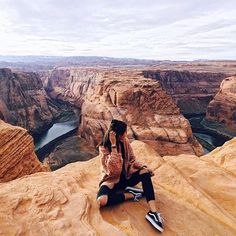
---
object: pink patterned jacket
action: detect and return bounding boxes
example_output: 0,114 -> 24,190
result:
98,137 -> 147,189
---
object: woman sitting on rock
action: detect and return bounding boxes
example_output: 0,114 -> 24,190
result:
96,119 -> 164,232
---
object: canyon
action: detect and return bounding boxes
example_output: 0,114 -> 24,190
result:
0,68 -> 59,134
141,66 -> 236,149
0,121 -> 235,236
43,67 -> 203,156
143,70 -> 227,115
42,64 -> 236,154
0,60 -> 236,235
1,62 -> 235,159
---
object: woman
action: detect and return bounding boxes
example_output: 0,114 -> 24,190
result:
96,119 -> 164,232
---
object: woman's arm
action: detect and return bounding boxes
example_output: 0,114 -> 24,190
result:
99,145 -> 122,177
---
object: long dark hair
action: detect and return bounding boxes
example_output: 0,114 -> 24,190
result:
102,119 -> 127,153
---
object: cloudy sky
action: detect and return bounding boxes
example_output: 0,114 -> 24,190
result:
0,0 -> 235,60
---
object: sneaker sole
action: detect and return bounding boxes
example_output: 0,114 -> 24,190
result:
145,215 -> 164,232
125,187 -> 144,194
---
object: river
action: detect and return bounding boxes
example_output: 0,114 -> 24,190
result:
34,120 -> 78,151
34,120 -> 79,160
187,115 -> 229,154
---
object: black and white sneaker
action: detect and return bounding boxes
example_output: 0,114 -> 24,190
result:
145,211 -> 164,232
124,186 -> 144,201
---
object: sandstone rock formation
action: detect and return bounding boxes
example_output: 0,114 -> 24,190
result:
0,135 -> 236,235
44,67 -> 203,156
205,76 -> 236,136
0,120 -> 50,183
143,70 -> 227,115
0,68 -> 59,134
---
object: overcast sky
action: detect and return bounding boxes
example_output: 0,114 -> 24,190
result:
0,0 -> 235,60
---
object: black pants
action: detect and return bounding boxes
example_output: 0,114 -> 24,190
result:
97,169 -> 155,206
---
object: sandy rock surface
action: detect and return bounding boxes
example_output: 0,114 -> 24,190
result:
0,136 -> 235,236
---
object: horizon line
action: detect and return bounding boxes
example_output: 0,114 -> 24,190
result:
0,55 -> 236,62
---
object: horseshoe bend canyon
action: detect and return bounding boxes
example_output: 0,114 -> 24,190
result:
0,59 -> 236,236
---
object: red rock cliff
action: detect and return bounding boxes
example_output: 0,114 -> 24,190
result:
205,76 -> 236,135
0,120 -> 50,183
0,68 -> 59,134
143,70 -> 227,115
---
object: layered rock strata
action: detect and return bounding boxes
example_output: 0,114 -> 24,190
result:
205,76 -> 236,136
45,68 -> 203,156
0,136 -> 235,235
0,68 -> 59,134
0,120 -> 50,183
143,70 -> 227,115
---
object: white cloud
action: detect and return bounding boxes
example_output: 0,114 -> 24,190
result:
0,0 -> 235,59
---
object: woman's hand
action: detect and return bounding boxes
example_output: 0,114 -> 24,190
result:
109,130 -> 116,145
142,166 -> 155,176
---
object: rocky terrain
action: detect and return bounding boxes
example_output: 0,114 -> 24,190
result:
0,68 -> 59,134
43,134 -> 98,170
1,57 -> 236,73
148,60 -> 236,74
143,70 -> 227,115
43,67 -> 203,156
0,120 -> 50,183
0,121 -> 235,236
0,55 -> 161,71
204,76 -> 236,136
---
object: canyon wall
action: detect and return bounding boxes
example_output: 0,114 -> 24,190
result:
0,130 -> 235,235
204,76 -> 236,136
44,67 -> 203,156
143,70 -> 227,115
0,68 -> 59,134
0,120 -> 50,183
